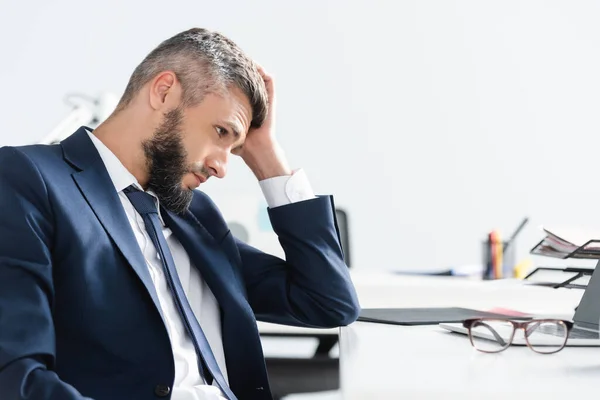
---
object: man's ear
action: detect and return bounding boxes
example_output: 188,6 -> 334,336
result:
149,71 -> 179,110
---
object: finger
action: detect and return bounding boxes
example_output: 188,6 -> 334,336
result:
259,72 -> 274,92
255,63 -> 272,81
255,63 -> 266,77
264,77 -> 274,97
254,62 -> 275,98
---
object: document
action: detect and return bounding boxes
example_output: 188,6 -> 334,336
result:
531,226 -> 600,259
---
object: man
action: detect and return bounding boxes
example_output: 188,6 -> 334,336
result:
0,28 -> 360,400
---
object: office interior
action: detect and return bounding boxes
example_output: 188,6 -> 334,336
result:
3,1 -> 600,399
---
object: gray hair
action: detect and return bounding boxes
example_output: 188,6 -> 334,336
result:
116,28 -> 268,128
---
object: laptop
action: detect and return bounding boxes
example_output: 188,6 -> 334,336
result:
439,261 -> 600,346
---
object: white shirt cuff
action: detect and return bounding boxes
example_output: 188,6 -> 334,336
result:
258,168 -> 316,208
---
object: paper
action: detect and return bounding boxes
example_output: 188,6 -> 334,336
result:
531,225 -> 600,259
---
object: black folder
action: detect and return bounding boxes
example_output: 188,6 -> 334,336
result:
358,307 -> 530,326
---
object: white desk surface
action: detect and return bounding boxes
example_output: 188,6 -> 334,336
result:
340,322 -> 600,399
339,271 -> 596,399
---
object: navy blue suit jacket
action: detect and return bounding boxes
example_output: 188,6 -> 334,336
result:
0,127 -> 360,400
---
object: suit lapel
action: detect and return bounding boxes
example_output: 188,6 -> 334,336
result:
162,209 -> 270,394
61,128 -> 165,322
161,209 -> 243,310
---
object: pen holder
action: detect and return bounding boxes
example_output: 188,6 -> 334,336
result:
482,238 -> 517,280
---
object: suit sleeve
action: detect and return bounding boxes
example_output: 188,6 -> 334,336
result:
0,147 -> 93,400
237,195 -> 361,328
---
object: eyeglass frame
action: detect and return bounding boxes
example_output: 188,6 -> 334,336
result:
462,318 -> 574,354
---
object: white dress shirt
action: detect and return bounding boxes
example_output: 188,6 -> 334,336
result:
87,131 -> 315,399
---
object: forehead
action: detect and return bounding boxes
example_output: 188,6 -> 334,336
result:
186,86 -> 252,132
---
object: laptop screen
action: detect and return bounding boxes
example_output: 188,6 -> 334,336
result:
573,260 -> 600,329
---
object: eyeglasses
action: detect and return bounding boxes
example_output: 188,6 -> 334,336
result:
462,318 -> 574,354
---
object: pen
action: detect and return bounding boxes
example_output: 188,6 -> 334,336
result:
503,217 -> 529,254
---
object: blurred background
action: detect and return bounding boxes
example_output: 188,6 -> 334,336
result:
3,0 -> 600,273
3,0 -> 600,274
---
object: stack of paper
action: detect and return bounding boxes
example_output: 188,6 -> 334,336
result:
531,226 -> 600,259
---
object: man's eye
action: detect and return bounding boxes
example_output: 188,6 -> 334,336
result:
216,126 -> 228,137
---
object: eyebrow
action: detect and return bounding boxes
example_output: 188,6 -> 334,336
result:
222,120 -> 246,151
225,121 -> 243,140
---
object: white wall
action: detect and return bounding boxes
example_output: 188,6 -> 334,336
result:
2,0 -> 600,272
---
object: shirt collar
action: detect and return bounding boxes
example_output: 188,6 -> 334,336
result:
86,130 -> 166,225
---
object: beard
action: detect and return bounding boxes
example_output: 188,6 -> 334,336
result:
142,107 -> 194,215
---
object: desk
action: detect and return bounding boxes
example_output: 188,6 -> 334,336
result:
339,273 -> 597,399
259,271 -> 585,352
340,323 -> 600,399
349,271 -> 583,313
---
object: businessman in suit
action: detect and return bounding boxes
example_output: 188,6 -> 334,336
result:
0,28 -> 360,400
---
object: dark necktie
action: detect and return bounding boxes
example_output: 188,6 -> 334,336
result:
124,186 -> 236,400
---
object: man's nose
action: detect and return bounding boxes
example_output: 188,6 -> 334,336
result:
206,153 -> 228,179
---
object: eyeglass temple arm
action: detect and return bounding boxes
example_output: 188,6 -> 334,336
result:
471,321 -> 508,346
